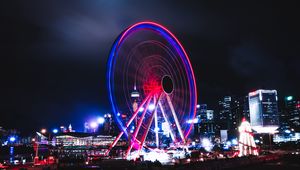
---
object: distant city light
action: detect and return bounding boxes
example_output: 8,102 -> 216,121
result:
139,107 -> 144,112
104,113 -> 112,118
90,122 -> 98,129
201,138 -> 213,151
10,146 -> 14,155
252,126 -> 279,134
284,129 -> 291,134
97,117 -> 105,124
232,139 -> 238,145
52,129 -> 58,134
117,112 -> 121,116
41,129 -> 47,134
9,136 -> 16,142
186,118 -> 199,124
131,92 -> 140,98
286,96 -> 293,101
196,104 -> 200,109
148,104 -> 155,111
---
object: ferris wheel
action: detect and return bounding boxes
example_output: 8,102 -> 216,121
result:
106,21 -> 197,159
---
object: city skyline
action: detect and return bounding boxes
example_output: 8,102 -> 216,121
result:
1,1 -> 300,133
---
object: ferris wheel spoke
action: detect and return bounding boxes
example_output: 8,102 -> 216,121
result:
154,96 -> 159,148
158,99 -> 176,142
125,93 -> 153,158
136,92 -> 162,158
105,92 -> 153,156
166,94 -> 186,144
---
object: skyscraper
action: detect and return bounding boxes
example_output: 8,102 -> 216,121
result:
216,96 -> 239,139
131,85 -> 140,127
284,96 -> 300,132
248,89 -> 279,133
193,104 -> 215,139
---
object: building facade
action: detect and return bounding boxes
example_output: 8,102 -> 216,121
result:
248,89 -> 279,133
283,96 -> 300,132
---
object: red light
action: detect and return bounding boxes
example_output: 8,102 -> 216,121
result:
249,90 -> 258,96
143,79 -> 162,95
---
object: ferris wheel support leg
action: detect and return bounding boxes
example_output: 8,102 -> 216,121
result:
125,94 -> 153,159
154,96 -> 159,148
158,100 -> 176,142
135,93 -> 162,159
166,95 -> 186,144
105,93 -> 153,156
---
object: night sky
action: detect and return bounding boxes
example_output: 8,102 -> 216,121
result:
0,1 -> 299,134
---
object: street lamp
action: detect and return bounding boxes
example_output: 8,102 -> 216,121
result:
97,117 -> 105,124
90,122 -> 98,133
52,129 -> 58,134
9,136 -> 16,143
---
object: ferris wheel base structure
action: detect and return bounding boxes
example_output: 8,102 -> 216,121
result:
106,21 -> 197,159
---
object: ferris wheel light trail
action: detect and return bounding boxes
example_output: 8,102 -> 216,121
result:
158,100 -> 175,141
154,96 -> 159,148
125,94 -> 153,158
125,93 -> 162,159
137,93 -> 162,158
105,92 -> 153,156
166,95 -> 186,144
106,21 -> 197,159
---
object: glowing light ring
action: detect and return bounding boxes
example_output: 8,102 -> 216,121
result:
107,21 -> 197,139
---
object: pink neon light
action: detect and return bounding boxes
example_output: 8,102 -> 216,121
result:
125,94 -> 153,158
105,92 -> 153,156
136,93 -> 162,158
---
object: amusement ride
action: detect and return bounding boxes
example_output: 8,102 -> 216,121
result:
105,21 -> 197,160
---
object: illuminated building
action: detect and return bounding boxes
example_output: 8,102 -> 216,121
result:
217,97 -> 231,128
283,96 -> 300,132
103,113 -> 116,135
131,85 -> 140,127
273,132 -> 300,143
242,96 -> 250,121
207,110 -> 214,121
54,132 -> 115,147
216,96 -> 238,140
194,104 -> 216,139
84,122 -> 90,133
68,124 -> 74,132
52,132 -> 120,157
248,89 -> 279,133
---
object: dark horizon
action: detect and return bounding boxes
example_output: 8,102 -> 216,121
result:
0,1 -> 299,134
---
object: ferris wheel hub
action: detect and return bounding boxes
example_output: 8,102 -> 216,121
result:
162,75 -> 174,94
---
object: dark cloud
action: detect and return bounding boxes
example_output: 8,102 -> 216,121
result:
0,0 -> 299,133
